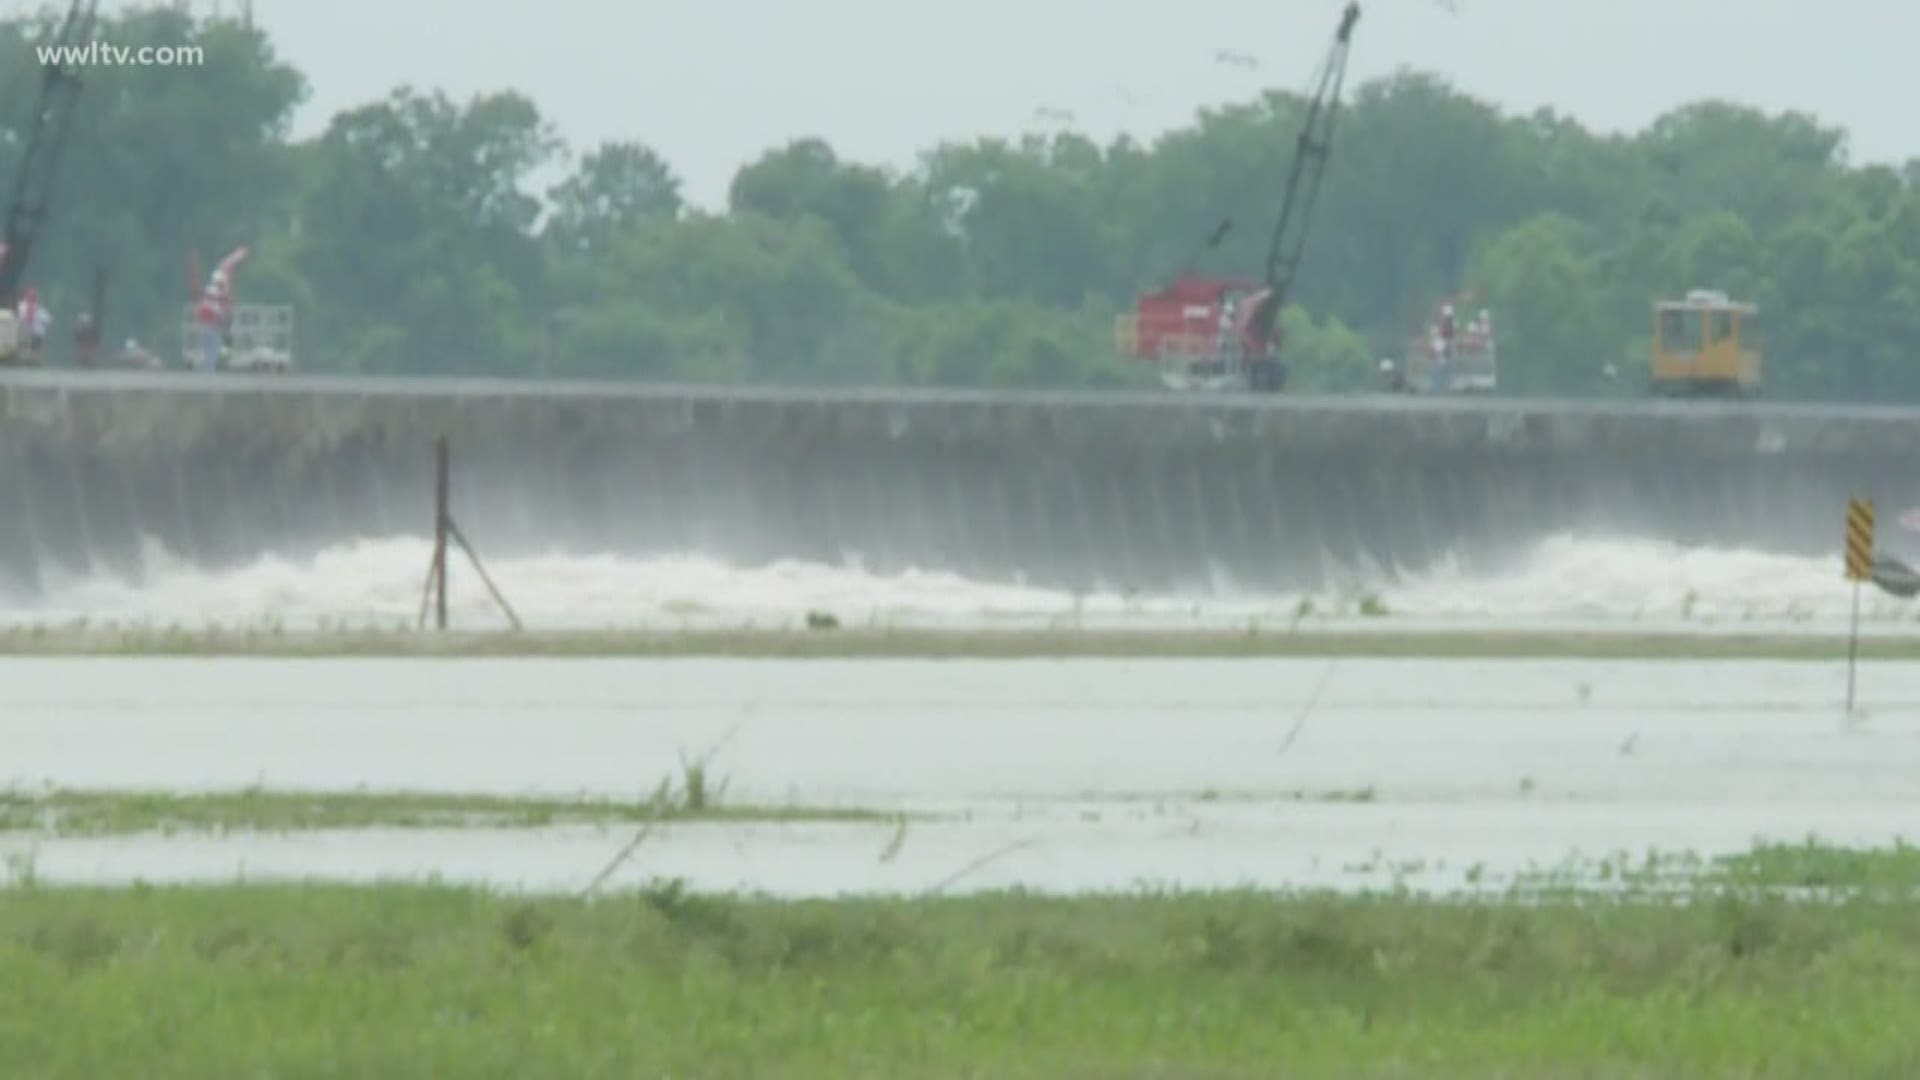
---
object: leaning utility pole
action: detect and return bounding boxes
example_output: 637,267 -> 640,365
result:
417,437 -> 523,632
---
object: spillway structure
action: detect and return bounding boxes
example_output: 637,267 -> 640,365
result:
0,370 -> 1913,599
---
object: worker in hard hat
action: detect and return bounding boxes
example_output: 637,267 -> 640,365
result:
193,271 -> 228,372
73,311 -> 99,367
1214,296 -> 1239,379
17,288 -> 50,363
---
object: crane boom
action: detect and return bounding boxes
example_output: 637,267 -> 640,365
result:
0,1 -> 98,307
1114,2 -> 1361,394
1245,1 -> 1361,353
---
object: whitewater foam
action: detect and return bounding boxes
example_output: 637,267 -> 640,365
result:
2,533 -> 1914,634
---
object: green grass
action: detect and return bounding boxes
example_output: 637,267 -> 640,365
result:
1461,841 -> 1920,903
1706,840 -> 1920,894
0,624 -> 1918,659
5,873 -> 1920,1076
0,787 -> 899,838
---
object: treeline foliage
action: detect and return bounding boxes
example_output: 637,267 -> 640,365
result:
3,7 -> 1917,399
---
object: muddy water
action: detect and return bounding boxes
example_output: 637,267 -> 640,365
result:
4,657 -> 1918,894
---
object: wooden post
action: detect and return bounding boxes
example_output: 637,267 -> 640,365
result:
450,521 -> 524,632
434,436 -> 450,632
418,434 -> 519,633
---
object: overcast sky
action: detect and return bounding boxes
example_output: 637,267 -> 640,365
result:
56,1 -> 1920,207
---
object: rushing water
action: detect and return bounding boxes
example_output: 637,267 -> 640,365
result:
3,533 -> 1915,633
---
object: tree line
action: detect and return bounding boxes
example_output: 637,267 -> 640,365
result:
3,6 -> 1917,400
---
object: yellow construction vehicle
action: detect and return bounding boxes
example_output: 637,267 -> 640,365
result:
1650,289 -> 1762,398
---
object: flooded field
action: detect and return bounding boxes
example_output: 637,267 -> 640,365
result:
3,657 -> 1918,895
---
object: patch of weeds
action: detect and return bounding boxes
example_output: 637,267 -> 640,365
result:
502,904 -> 550,952
673,753 -> 728,814
3,847 -> 39,887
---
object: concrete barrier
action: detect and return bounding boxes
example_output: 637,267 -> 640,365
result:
1,370 -> 1914,597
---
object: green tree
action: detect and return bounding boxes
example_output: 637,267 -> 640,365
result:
1308,74 -> 1544,333
1281,306 -> 1374,393
1470,214 -> 1611,395
555,211 -> 890,384
730,139 -> 964,303
0,8 -> 305,352
921,138 -> 1118,308
1635,103 -> 1844,237
293,88 -> 560,372
887,298 -> 1135,389
545,142 -> 682,257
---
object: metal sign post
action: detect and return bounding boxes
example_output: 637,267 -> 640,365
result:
1845,497 -> 1875,714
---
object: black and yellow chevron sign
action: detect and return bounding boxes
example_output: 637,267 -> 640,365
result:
1846,498 -> 1876,581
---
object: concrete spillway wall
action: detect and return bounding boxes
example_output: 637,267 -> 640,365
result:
1,370 -> 1916,597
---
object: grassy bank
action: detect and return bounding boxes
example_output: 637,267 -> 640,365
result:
0,624 -> 1915,659
5,861 -> 1920,1077
0,786 -> 898,838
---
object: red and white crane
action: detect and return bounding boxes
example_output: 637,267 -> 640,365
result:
1118,2 -> 1361,393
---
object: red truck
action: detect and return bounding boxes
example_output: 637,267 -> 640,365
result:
1115,276 -> 1277,391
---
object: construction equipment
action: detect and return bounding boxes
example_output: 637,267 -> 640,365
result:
1395,294 -> 1497,394
1117,2 -> 1361,393
0,1 -> 97,365
1650,289 -> 1762,398
1115,275 -> 1268,392
179,302 -> 295,373
180,246 -> 295,373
